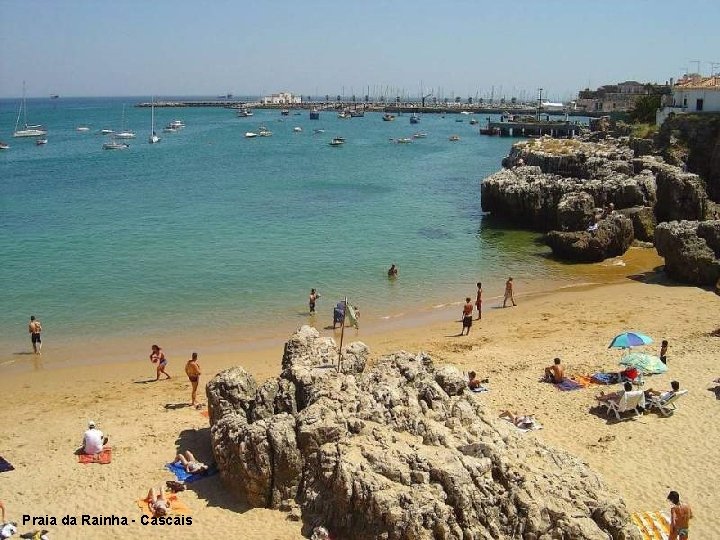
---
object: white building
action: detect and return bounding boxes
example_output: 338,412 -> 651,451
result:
656,76 -> 720,125
262,92 -> 301,105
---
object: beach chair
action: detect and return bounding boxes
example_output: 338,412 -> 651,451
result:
597,390 -> 645,420
647,389 -> 688,417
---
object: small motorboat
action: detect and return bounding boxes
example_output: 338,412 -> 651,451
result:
449,135 -> 461,142
409,113 -> 419,124
0,141 -> 10,150
245,132 -> 258,138
76,126 -> 91,132
293,126 -> 302,132
349,109 -> 364,118
395,138 -> 412,144
309,109 -> 320,120
382,113 -> 395,122
169,120 -> 185,129
337,110 -> 351,119
329,137 -> 345,146
460,111 -> 471,115
280,109 -> 290,116
469,119 -> 478,125
259,127 -> 272,137
236,108 -> 253,117
313,128 -> 325,134
36,138 -> 48,145
115,130 -> 136,139
100,129 -> 114,135
455,118 -> 464,123
412,131 -> 427,139
102,139 -> 129,150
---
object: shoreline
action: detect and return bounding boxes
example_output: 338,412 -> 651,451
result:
1,247 -> 663,376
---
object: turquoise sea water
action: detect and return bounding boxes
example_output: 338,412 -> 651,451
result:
1,97 -> 581,360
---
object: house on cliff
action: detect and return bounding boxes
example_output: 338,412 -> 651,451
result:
577,80 -> 670,113
656,75 -> 720,124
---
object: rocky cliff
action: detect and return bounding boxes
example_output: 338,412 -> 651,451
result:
207,326 -> 639,540
654,220 -> 720,286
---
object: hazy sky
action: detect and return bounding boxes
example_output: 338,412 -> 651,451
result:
1,0 -> 718,100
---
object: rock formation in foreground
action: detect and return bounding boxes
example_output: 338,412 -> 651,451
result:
654,220 -> 720,286
207,326 -> 639,540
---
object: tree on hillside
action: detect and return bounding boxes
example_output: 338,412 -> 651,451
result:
629,94 -> 661,124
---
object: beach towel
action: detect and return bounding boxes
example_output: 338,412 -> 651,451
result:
500,416 -> 543,433
199,409 -> 209,418
165,462 -> 218,483
0,456 -> 15,472
573,375 -> 598,388
136,494 -> 191,517
554,379 -> 584,391
631,510 -> 671,540
78,448 -> 112,464
592,372 -> 620,385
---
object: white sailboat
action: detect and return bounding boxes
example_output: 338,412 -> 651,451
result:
148,99 -> 160,144
115,104 -> 136,139
13,82 -> 47,138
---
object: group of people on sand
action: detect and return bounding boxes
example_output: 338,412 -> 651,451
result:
459,278 -> 516,336
148,345 -> 202,407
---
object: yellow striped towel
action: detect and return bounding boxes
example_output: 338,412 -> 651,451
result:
631,511 -> 671,540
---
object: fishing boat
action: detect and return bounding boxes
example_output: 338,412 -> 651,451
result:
329,137 -> 345,147
409,113 -> 419,124
293,126 -> 302,132
13,82 -> 48,138
102,137 -> 129,150
412,131 -> 427,139
0,142 -> 9,150
148,99 -> 160,144
76,126 -> 91,132
35,138 -> 48,146
245,132 -> 258,138
382,113 -> 395,122
309,108 -> 320,120
115,105 -> 136,139
280,109 -> 290,116
236,108 -> 253,117
449,135 -> 461,141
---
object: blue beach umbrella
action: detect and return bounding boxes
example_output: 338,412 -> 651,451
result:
608,331 -> 653,349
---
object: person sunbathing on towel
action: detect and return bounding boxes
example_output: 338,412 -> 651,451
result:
645,380 -> 680,402
174,451 -> 209,474
596,381 -> 633,402
543,358 -> 565,383
82,420 -> 108,455
499,410 -> 537,429
147,486 -> 169,517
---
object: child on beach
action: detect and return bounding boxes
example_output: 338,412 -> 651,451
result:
185,353 -> 201,407
660,339 -> 669,364
150,345 -> 171,380
460,298 -> 473,336
503,277 -> 516,308
475,282 -> 482,320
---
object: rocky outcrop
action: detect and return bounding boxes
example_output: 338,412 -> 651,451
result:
654,220 -> 720,285
545,214 -> 634,262
618,206 -> 656,242
208,326 -> 639,540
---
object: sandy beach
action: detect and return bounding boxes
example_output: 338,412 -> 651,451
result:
1,254 -> 719,539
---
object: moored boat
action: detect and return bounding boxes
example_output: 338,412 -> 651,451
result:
100,129 -> 114,135
280,109 -> 290,116
102,137 -> 129,150
236,108 -> 253,117
350,109 -> 365,118
148,99 -> 160,144
395,137 -> 412,144
412,131 -> 427,139
245,132 -> 258,138
409,113 -> 419,124
76,126 -> 91,132
449,134 -> 461,141
293,126 -> 302,132
382,113 -> 395,122
0,142 -> 9,150
35,138 -> 47,145
329,137 -> 345,146
13,82 -> 48,138
309,108 -> 320,120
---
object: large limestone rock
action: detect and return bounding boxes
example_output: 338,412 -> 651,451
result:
545,214 -> 634,262
208,326 -> 639,540
557,191 -> 596,231
618,206 -> 657,242
654,220 -> 720,285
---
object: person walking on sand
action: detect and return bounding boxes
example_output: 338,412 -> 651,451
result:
150,344 -> 171,380
185,352 -> 202,407
667,491 -> 692,540
503,277 -> 516,308
28,315 -> 42,355
309,288 -> 321,314
475,282 -> 483,320
460,297 -> 473,336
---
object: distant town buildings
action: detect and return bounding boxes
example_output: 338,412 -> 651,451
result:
262,92 -> 302,105
576,81 -> 670,113
656,75 -> 720,124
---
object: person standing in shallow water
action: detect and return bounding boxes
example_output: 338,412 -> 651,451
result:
28,315 -> 42,354
475,282 -> 483,320
503,277 -> 516,308
388,264 -> 398,278
309,288 -> 320,314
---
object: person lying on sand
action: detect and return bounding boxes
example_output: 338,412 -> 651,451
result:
596,381 -> 633,403
499,410 -> 537,429
146,486 -> 169,517
174,451 -> 208,474
543,358 -> 565,383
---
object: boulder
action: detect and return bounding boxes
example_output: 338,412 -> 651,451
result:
654,220 -> 720,285
618,206 -> 657,242
207,326 -> 640,540
557,192 -> 596,231
545,215 -> 634,262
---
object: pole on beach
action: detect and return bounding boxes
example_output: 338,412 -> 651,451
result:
337,296 -> 347,373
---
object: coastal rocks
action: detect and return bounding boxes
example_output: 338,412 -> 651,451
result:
654,220 -> 720,285
207,326 -> 640,540
618,206 -> 657,242
557,192 -> 596,231
545,215 -> 634,262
